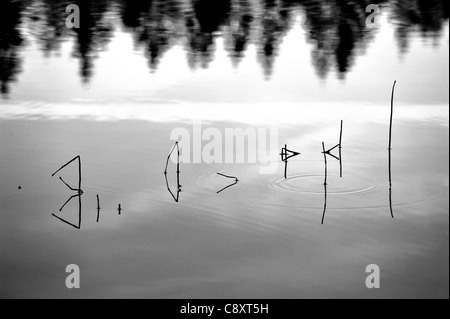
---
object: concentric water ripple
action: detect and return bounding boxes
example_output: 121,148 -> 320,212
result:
267,174 -> 381,196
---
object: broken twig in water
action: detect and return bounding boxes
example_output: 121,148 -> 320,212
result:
217,173 -> 239,194
96,195 -> 100,223
164,142 -> 182,202
280,144 -> 301,179
51,155 -> 82,230
322,121 -> 344,178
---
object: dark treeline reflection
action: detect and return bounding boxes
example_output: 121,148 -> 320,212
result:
0,1 -> 25,95
25,0 -> 114,82
0,0 -> 448,97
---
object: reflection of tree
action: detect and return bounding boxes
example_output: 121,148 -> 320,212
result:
224,0 -> 254,67
0,0 -> 24,97
71,0 -> 114,83
334,2 -> 369,78
185,0 -> 231,69
24,0 -> 114,82
120,0 -> 184,72
120,0 -> 235,70
256,0 -> 294,79
25,0 -> 72,55
119,0 -> 152,30
391,0 -> 449,54
294,0 -> 373,79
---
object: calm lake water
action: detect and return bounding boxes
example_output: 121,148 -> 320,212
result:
0,0 -> 449,298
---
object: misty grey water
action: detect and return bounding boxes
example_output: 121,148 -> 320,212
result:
0,0 -> 449,298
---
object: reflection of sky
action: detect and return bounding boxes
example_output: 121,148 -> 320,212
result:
1,101 -> 448,127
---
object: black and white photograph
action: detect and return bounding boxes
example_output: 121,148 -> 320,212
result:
0,0 -> 448,302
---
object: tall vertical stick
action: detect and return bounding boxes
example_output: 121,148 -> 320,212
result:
388,81 -> 396,218
322,142 -> 328,224
78,156 -> 82,228
96,194 -> 100,223
321,183 -> 327,225
177,142 -> 180,190
284,144 -> 287,179
389,148 -> 394,219
322,142 -> 327,186
339,120 -> 343,178
389,81 -> 397,151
